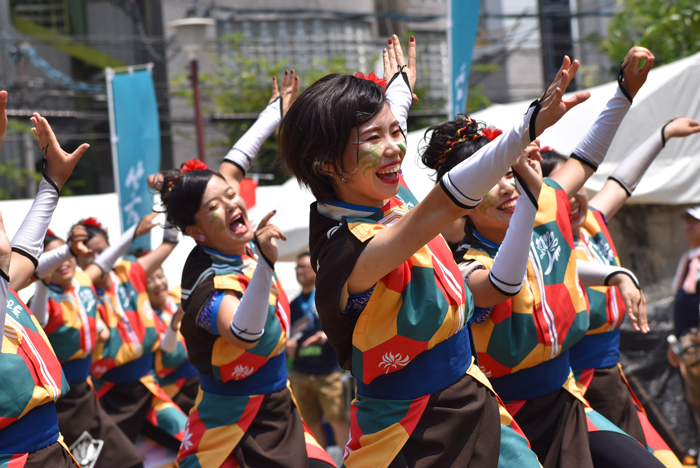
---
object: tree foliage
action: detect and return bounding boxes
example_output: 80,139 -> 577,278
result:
604,0 -> 700,65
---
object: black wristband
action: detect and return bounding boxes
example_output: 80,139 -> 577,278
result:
511,169 -> 539,210
253,235 -> 275,269
11,247 -> 39,269
661,119 -> 676,147
528,100 -> 541,142
617,65 -> 633,103
0,268 -> 9,283
570,153 -> 599,172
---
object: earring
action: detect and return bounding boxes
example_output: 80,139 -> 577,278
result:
198,235 -> 206,242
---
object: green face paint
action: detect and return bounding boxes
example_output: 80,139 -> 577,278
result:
208,212 -> 226,233
398,142 -> 406,153
359,143 -> 383,175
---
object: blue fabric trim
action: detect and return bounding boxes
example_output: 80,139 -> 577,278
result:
211,290 -> 225,335
355,326 -> 472,400
0,402 -> 59,455
165,360 -> 199,381
471,229 -> 501,249
200,245 -> 242,261
199,354 -> 287,397
100,353 -> 154,383
569,329 -> 621,371
61,356 -> 92,383
490,350 -> 571,402
321,199 -> 377,213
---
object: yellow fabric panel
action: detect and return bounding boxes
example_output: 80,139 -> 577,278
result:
268,331 -> 287,359
170,286 -> 182,304
562,372 -> 587,405
213,276 -> 245,295
562,256 -> 586,311
352,282 -> 400,353
427,304 -> 460,349
471,317 -> 494,354
511,345 -> 550,374
74,270 -> 93,288
113,261 -> 131,284
114,342 -> 139,366
410,244 -> 433,269
348,222 -> 386,243
22,385 -> 57,418
534,184 -> 559,228
345,424 -> 410,468
196,423 -> 246,467
211,338 -> 246,366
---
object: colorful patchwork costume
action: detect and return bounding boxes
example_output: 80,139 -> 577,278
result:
153,292 -> 199,415
0,288 -> 76,468
177,244 -> 336,468
572,208 -> 681,467
310,178 -> 540,468
42,269 -> 143,468
463,179 -> 631,468
92,260 -> 187,449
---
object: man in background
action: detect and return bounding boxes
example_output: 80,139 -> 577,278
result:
287,252 -> 349,449
668,207 -> 700,434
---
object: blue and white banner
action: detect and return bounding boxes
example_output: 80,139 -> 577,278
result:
106,65 -> 160,251
447,0 -> 482,118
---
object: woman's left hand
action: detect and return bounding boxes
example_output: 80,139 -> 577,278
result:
383,35 -> 419,103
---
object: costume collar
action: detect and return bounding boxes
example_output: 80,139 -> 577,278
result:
317,199 -> 380,221
470,228 -> 501,257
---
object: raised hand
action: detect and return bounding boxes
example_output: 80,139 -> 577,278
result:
534,56 -> 591,136
383,35 -> 418,103
513,141 -> 544,201
31,113 -> 89,191
609,273 -> 649,333
135,213 -> 159,238
280,70 -> 300,117
254,211 -> 286,266
0,91 -> 7,150
619,47 -> 655,100
664,118 -> 700,140
0,213 -> 11,277
70,225 -> 92,256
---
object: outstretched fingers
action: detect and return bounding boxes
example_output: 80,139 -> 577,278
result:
562,91 -> 591,111
257,210 -> 277,230
407,36 -> 417,72
392,35 -> 405,67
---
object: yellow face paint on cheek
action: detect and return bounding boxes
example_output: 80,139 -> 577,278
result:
208,212 -> 226,233
358,143 -> 383,175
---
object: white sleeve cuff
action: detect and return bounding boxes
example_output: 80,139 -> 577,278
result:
571,87 -> 631,171
92,223 -> 137,275
223,98 -> 282,176
35,244 -> 72,279
11,178 -> 59,267
576,260 -> 640,289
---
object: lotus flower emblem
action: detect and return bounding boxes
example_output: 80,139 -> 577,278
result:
378,352 -> 410,373
536,232 -> 561,275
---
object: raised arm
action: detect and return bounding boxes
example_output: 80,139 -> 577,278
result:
550,47 -> 654,199
383,35 -> 417,136
10,111 -> 89,290
591,118 -> 700,219
346,56 -> 589,295
0,213 -> 11,352
137,221 -> 179,277
219,71 -> 300,188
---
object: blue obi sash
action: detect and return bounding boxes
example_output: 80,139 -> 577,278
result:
199,353 -> 287,397
0,402 -> 59,455
491,350 -> 571,402
569,329 -> 621,371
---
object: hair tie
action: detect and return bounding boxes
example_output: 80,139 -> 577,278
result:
435,118 -> 481,169
352,72 -> 387,91
180,159 -> 209,174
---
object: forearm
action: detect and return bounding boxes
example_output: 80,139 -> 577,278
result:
228,256 -> 274,343
576,259 -> 639,288
10,178 -> 59,289
385,70 -> 412,136
30,280 -> 50,327
222,98 -> 282,178
35,244 -> 72,279
138,229 -> 178,277
0,269 -> 8,351
91,223 -> 137,277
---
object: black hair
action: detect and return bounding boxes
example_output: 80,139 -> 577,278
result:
540,150 -> 568,178
68,218 -> 109,245
155,168 -> 226,233
44,232 -> 62,250
297,251 -> 311,260
420,114 -> 492,180
279,74 -> 386,201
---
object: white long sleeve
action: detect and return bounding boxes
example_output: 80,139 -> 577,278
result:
35,244 -> 72,279
571,87 -> 631,171
11,178 -> 59,267
92,223 -> 137,275
441,102 -> 537,208
489,181 -> 538,296
223,98 -> 282,176
0,271 -> 8,352
576,260 -> 640,289
30,280 -> 50,328
385,70 -> 413,137
608,123 -> 668,195
229,249 -> 274,343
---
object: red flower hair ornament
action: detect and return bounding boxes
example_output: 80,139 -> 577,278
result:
353,72 -> 387,91
540,146 -> 556,153
82,217 -> 107,233
180,159 -> 209,174
481,126 -> 503,142
46,229 -> 55,237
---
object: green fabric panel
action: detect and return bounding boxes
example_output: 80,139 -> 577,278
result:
586,288 -> 609,330
354,395 -> 413,436
561,311 -> 591,351
0,354 -> 34,417
497,425 -> 542,468
247,304 -> 282,357
49,326 -> 80,362
532,220 -> 572,286
155,406 -> 187,436
486,314 -> 539,368
197,391 -> 250,429
396,266 -> 447,342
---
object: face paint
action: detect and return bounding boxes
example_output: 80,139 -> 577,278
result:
208,212 -> 226,233
398,142 -> 406,153
358,143 -> 383,175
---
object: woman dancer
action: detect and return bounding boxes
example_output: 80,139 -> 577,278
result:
0,94 -> 83,466
155,159 -> 335,468
68,215 -> 188,451
29,229 -> 144,468
425,47 -> 665,468
540,116 -> 700,467
279,34 -> 590,467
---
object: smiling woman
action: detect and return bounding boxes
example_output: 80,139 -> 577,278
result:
155,161 -> 336,468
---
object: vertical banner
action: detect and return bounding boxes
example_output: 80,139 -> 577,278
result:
447,0 -> 482,118
106,64 -> 160,251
